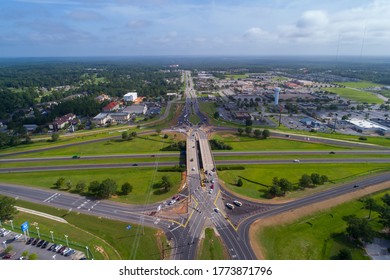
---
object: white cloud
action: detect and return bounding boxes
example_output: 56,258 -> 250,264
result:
296,10 -> 329,29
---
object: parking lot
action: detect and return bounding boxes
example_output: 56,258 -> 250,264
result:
1,228 -> 85,260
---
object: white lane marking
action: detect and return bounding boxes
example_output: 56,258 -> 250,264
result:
87,201 -> 100,211
43,193 -> 59,203
170,224 -> 181,232
154,218 -> 161,225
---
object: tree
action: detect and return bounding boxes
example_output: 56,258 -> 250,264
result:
51,133 -> 60,142
343,215 -> 375,243
163,134 -> 169,139
0,196 -> 18,222
237,178 -> 243,187
65,180 -> 73,190
245,119 -> 252,126
268,178 -> 284,197
213,112 -> 220,119
88,180 -> 101,195
97,178 -> 118,199
28,253 -> 38,260
262,129 -> 270,139
131,131 -> 137,138
299,174 -> 313,189
320,175 -> 329,184
237,128 -> 244,135
310,173 -> 322,185
335,249 -> 352,260
279,178 -> 293,193
53,177 -> 65,189
122,131 -> 129,141
121,182 -> 133,195
75,181 -> 86,193
160,176 -> 172,192
4,245 -> 13,254
253,129 -> 262,138
245,126 -> 252,136
382,193 -> 390,207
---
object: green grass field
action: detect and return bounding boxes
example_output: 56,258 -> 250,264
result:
256,189 -> 390,259
2,197 -> 164,260
225,74 -> 248,79
322,87 -> 383,104
336,81 -> 382,89
218,163 -> 390,199
213,133 -> 355,151
2,134 -> 181,158
197,228 -> 228,260
0,167 -> 182,204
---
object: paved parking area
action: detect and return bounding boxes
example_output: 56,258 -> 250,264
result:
0,229 -> 85,260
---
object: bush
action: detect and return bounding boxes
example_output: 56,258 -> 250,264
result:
237,178 -> 243,187
359,137 -> 367,141
217,165 -> 245,171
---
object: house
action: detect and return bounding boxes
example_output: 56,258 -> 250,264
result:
102,101 -> 119,112
92,113 -> 111,125
108,112 -> 130,123
123,104 -> 147,115
49,113 -> 76,131
23,124 -> 38,133
95,94 -> 110,103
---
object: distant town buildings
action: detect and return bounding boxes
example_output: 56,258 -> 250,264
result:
102,101 -> 120,112
49,113 -> 76,131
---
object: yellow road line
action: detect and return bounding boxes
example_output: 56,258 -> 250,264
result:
182,196 -> 198,228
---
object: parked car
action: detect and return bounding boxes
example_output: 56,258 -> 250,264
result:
1,230 -> 11,237
41,241 -> 49,249
26,237 -> 34,245
48,244 -> 57,251
58,246 -> 67,254
213,208 -> 219,213
36,239 -> 45,247
64,249 -> 75,257
31,238 -> 39,246
53,244 -> 62,252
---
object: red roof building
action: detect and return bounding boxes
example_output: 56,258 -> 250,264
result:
102,101 -> 119,112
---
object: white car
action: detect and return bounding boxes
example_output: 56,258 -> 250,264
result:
168,200 -> 176,205
233,200 -> 242,207
213,208 -> 219,213
191,167 -> 195,171
1,230 -> 11,237
293,159 -> 300,163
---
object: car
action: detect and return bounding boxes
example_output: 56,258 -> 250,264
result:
13,234 -> 23,241
212,167 -> 216,172
285,134 -> 290,138
208,189 -> 213,194
32,238 -> 40,245
353,185 -> 359,188
213,208 -> 219,213
191,167 -> 195,171
72,155 -> 80,159
58,246 -> 67,254
1,230 -> 10,237
36,239 -> 45,247
26,237 -> 34,245
225,203 -> 234,209
168,200 -> 176,205
48,244 -> 57,251
329,151 -> 335,154
17,256 -> 25,260
0,228 -> 5,234
293,159 -> 300,163
190,158 -> 193,162
41,241 -> 49,249
62,247 -> 71,255
211,179 -> 215,183
233,200 -> 242,207
210,184 -> 214,189
53,244 -> 62,252
132,163 -> 138,166
2,253 -> 12,259
64,249 -> 75,257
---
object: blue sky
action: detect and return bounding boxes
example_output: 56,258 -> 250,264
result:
1,0 -> 390,57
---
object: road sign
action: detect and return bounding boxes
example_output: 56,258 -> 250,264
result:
126,225 -> 132,230
21,221 -> 29,232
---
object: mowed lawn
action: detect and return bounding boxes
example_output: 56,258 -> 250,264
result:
5,134 -> 183,158
336,81 -> 383,88
6,198 -> 164,260
256,190 -> 390,259
218,163 -> 390,199
197,228 -> 228,260
322,87 -> 383,104
213,134 -> 354,151
0,167 -> 183,204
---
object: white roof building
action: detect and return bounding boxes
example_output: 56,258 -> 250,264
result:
348,118 -> 389,134
124,92 -> 137,102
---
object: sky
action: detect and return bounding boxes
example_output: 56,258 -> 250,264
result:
1,0 -> 390,57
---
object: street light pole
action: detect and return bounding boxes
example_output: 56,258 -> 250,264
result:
36,227 -> 40,239
64,235 -> 69,247
85,246 -> 89,259
10,220 -> 14,230
50,231 -> 54,242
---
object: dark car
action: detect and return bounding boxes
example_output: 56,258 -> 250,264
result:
353,185 -> 359,188
41,241 -> 49,249
329,151 -> 335,154
132,163 -> 138,166
65,249 -> 75,257
26,237 -> 34,245
2,253 -> 12,259
48,244 -> 57,251
31,238 -> 39,246
36,239 -> 45,247
72,155 -> 80,159
58,246 -> 67,254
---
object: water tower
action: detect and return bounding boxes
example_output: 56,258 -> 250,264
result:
274,87 -> 281,105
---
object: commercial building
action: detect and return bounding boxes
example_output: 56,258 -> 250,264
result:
123,104 -> 147,115
348,118 -> 389,135
109,112 -> 131,123
92,113 -> 111,125
124,92 -> 138,102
